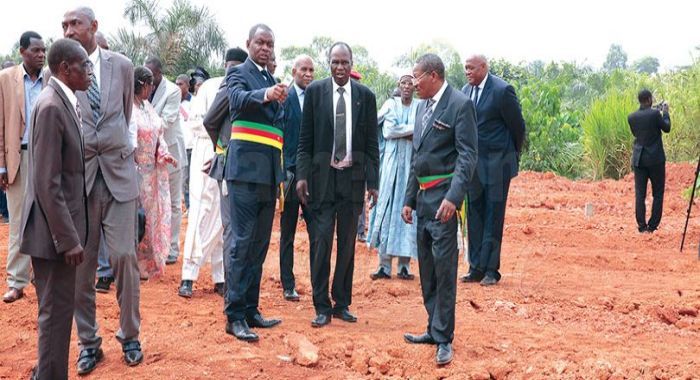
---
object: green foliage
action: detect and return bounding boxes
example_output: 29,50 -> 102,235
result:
603,44 -> 628,71
633,56 -> 660,74
111,0 -> 227,78
393,40 -> 465,89
581,90 -> 637,180
519,80 -> 585,178
656,63 -> 700,161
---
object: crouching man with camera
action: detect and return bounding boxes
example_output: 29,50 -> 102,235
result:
628,89 -> 671,233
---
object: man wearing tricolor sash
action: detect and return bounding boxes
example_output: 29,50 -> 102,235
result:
222,24 -> 287,342
401,54 -> 478,366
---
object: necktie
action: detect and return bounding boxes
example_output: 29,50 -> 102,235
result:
87,72 -> 101,123
261,70 -> 270,83
334,87 -> 347,161
471,86 -> 480,105
421,99 -> 435,136
75,102 -> 82,124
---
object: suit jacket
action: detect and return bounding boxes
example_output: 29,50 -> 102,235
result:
0,65 -> 50,184
152,77 -> 186,169
404,84 -> 478,218
75,49 -> 138,202
20,79 -> 87,260
296,77 -> 379,205
462,73 -> 525,185
225,58 -> 285,186
628,106 -> 671,167
203,75 -> 230,182
282,86 -> 302,172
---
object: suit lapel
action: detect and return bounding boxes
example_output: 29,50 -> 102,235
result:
417,85 -> 452,150
99,54 -> 112,118
324,78 -> 333,130
48,80 -> 83,138
14,66 -> 26,126
350,80 -> 360,137
476,75 -> 493,112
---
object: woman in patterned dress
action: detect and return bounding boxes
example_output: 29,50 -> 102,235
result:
132,66 -> 177,279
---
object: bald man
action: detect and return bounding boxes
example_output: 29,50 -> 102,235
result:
279,55 -> 315,301
460,55 -> 525,287
62,6 -> 143,373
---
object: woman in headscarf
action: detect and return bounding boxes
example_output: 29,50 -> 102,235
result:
368,74 -> 419,280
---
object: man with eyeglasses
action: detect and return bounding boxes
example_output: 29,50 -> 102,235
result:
296,41 -> 379,328
402,53 -> 477,366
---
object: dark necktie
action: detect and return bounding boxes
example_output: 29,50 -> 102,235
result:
471,86 -> 480,105
87,72 -> 101,122
421,98 -> 435,136
334,87 -> 347,161
261,70 -> 270,83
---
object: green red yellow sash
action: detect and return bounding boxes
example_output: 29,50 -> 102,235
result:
417,173 -> 453,190
230,120 -> 283,150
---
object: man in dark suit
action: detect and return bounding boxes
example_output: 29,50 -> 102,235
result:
296,42 -> 379,328
279,54 -> 315,302
460,54 -> 525,286
20,38 -> 91,380
63,6 -> 143,373
223,24 -> 287,342
401,53 -> 478,366
628,89 -> 671,233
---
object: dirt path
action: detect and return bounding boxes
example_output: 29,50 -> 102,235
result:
1,163 -> 699,379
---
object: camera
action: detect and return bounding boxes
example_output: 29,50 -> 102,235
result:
653,101 -> 668,112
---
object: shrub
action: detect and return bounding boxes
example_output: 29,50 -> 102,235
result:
581,90 -> 637,179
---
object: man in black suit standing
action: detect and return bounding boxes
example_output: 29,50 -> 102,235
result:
628,89 -> 671,233
223,24 -> 287,342
402,53 -> 478,366
279,55 -> 315,302
296,42 -> 379,328
460,55 -> 525,287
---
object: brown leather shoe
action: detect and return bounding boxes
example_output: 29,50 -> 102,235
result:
3,287 -> 23,303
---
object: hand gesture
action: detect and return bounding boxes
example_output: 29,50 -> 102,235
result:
401,206 -> 414,224
266,83 -> 288,103
435,199 -> 457,224
296,180 -> 309,206
367,189 -> 379,209
64,244 -> 84,266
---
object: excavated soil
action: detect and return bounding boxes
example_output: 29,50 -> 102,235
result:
1,163 -> 699,379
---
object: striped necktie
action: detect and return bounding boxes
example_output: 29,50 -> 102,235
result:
87,72 -> 101,123
421,99 -> 435,136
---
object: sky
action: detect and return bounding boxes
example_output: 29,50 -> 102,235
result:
2,0 -> 697,73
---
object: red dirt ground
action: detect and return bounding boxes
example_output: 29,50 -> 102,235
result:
1,163 -> 699,379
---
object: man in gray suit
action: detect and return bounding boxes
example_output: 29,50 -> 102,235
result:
145,57 -> 186,265
62,6 -> 143,374
21,38 -> 91,380
402,53 -> 477,366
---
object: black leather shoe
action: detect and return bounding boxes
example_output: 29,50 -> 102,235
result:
283,289 -> 300,301
480,275 -> 498,286
404,332 -> 435,345
397,267 -> 415,280
30,366 -> 37,380
311,313 -> 331,328
246,314 -> 281,328
370,268 -> 390,280
178,280 -> 193,298
77,347 -> 104,375
332,308 -> 357,323
122,341 -> 143,367
95,277 -> 114,293
213,282 -> 225,297
460,270 -> 484,283
436,343 -> 453,365
225,320 -> 259,342
638,224 -> 648,233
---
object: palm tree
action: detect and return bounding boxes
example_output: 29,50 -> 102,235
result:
111,0 -> 227,77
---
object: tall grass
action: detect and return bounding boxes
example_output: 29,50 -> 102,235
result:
657,64 -> 700,162
581,90 -> 637,180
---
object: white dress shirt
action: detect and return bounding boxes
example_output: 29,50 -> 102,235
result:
51,77 -> 80,122
471,74 -> 488,105
89,47 -> 101,88
293,82 -> 305,110
331,79 -> 353,169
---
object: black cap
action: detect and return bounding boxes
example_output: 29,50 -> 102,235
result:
225,47 -> 248,64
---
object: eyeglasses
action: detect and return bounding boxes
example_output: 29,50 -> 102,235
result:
411,71 -> 431,85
